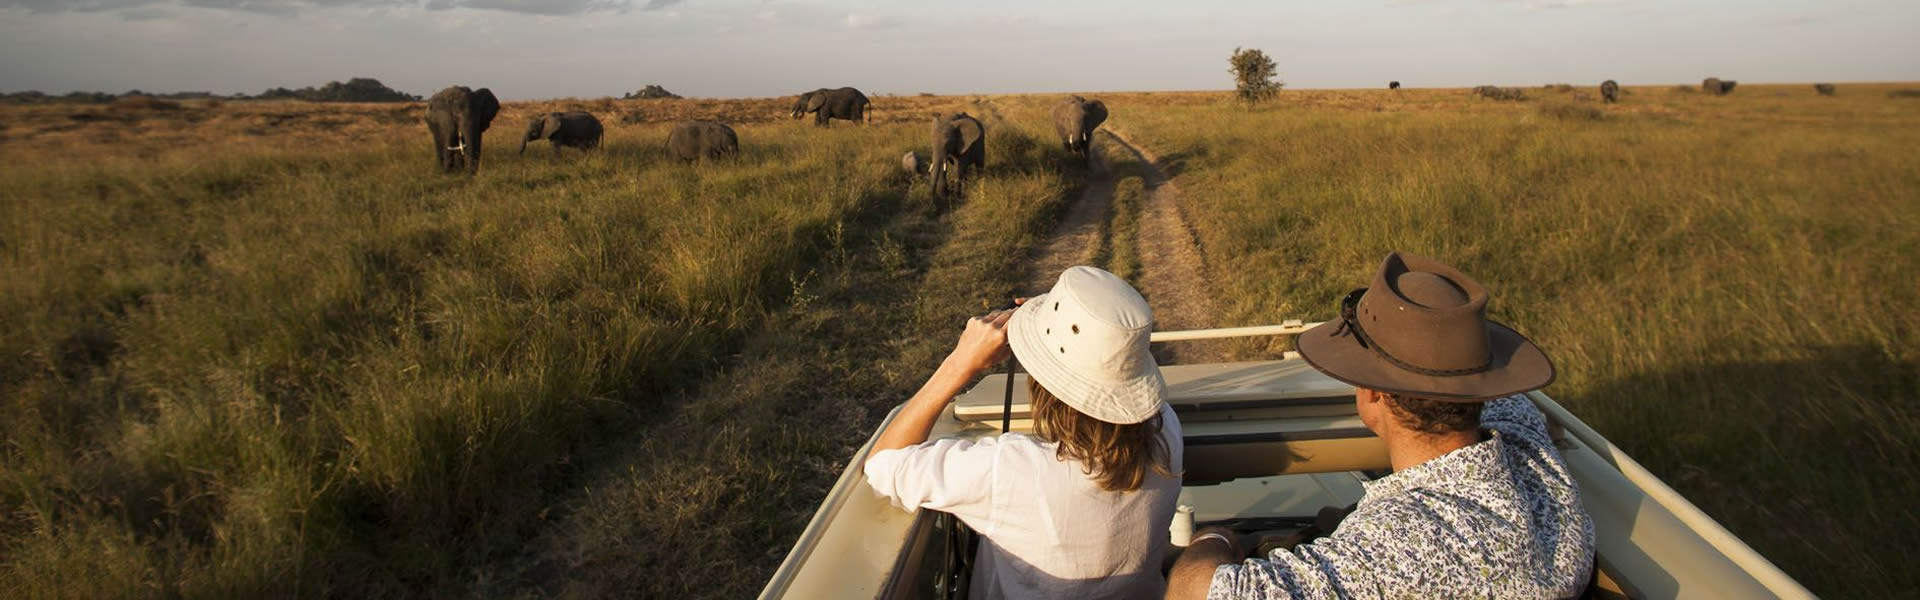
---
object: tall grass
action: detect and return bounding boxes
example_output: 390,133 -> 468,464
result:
1105,85 -> 1920,597
0,96 -> 1080,596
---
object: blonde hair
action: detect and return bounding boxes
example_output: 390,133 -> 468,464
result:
1028,378 -> 1173,492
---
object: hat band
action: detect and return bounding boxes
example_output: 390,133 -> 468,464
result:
1335,288 -> 1491,377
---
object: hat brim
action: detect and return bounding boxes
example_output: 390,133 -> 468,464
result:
1295,318 -> 1554,401
1007,293 -> 1167,424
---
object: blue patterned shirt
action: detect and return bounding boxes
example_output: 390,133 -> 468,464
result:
1208,396 -> 1595,599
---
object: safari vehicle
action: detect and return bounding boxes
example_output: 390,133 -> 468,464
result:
759,323 -> 1815,599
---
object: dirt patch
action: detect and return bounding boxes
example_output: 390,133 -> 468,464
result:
1021,148 -> 1113,293
1104,128 -> 1224,363
1017,125 -> 1223,364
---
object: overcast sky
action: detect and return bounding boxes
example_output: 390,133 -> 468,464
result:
1,0 -> 1915,99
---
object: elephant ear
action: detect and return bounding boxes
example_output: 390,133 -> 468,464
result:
471,88 -> 501,128
540,114 -> 563,139
806,93 -> 828,112
959,118 -> 985,150
1085,100 -> 1108,127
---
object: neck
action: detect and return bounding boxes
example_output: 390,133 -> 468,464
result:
1385,428 -> 1483,472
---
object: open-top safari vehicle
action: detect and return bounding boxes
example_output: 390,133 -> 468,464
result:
759,323 -> 1815,599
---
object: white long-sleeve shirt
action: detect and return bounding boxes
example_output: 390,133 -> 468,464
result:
1208,396 -> 1595,599
865,405 -> 1185,600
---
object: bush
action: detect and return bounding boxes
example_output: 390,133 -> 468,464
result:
1544,83 -> 1575,93
255,78 -> 419,102
110,95 -> 181,111
624,85 -> 681,100
1889,89 -> 1920,99
1671,85 -> 1697,95
1227,47 -> 1283,106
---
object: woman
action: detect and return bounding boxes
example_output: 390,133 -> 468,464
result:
864,266 -> 1185,599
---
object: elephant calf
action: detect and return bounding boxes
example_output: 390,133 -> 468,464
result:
1703,77 -> 1738,95
1389,81 -> 1401,90
902,151 -> 925,175
1814,83 -> 1836,96
426,85 -> 501,176
931,112 -> 986,200
521,111 -> 604,155
668,121 -> 739,162
1051,95 -> 1108,166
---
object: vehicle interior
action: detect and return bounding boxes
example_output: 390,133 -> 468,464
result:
760,326 -> 1811,600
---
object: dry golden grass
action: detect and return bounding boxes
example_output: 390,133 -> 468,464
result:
0,92 -> 1080,597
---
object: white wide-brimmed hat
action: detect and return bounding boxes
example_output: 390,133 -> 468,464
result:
1008,266 -> 1167,424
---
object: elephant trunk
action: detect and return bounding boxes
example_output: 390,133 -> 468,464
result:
931,143 -> 950,197
463,119 -> 483,175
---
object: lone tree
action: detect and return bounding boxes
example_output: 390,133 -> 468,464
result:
1228,47 -> 1283,106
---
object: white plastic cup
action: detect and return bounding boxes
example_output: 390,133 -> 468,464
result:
1170,504 -> 1195,547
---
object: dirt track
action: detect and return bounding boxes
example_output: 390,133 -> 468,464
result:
1021,126 -> 1223,364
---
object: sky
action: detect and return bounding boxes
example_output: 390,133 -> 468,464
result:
1,0 -> 1916,99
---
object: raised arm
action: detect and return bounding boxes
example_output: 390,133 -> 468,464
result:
868,309 -> 1013,459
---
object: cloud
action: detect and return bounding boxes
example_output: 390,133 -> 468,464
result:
842,12 -> 900,31
432,0 -> 630,15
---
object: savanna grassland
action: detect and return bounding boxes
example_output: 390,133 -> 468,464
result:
2,82 -> 1915,599
1100,83 -> 1920,597
0,94 -> 1091,597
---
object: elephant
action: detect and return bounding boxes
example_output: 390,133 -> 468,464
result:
1600,80 -> 1620,104
1814,83 -> 1836,96
426,86 -> 501,175
520,111 -> 604,155
930,112 -> 986,200
902,151 -> 925,174
790,87 -> 870,126
1702,78 -> 1737,95
1389,81 -> 1401,90
667,121 -> 739,162
1051,95 -> 1108,165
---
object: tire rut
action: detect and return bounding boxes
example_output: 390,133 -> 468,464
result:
1015,114 -> 1223,364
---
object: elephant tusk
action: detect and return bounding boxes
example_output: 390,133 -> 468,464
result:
447,143 -> 466,152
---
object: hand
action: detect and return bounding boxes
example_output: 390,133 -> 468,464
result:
945,309 -> 1013,375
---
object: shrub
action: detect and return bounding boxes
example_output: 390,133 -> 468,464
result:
1544,83 -> 1575,93
624,85 -> 681,100
1228,47 -> 1283,106
1889,89 -> 1920,99
110,95 -> 181,111
1671,85 -> 1697,95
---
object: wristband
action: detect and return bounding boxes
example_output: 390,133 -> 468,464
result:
1191,532 -> 1233,550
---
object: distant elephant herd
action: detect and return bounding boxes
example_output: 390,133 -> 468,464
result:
422,85 -> 1113,202
1432,78 -> 1841,104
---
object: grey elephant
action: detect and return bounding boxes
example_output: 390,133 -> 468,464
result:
667,121 -> 739,162
1702,78 -> 1737,95
1389,81 -> 1401,90
901,151 -> 925,174
1600,80 -> 1620,104
426,86 -> 501,175
1051,95 -> 1108,165
520,111 -> 604,155
1814,83 -> 1836,96
790,87 -> 870,126
930,112 -> 986,200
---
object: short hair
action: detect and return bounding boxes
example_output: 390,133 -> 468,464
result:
1384,393 -> 1484,435
1028,378 -> 1173,492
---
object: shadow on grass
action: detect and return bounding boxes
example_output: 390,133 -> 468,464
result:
1570,345 -> 1918,596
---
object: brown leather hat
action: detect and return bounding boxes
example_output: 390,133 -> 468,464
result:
1295,252 -> 1554,401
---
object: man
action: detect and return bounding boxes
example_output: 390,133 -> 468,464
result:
1167,252 -> 1595,599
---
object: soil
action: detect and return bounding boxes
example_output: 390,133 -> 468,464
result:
1022,127 -> 1224,364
